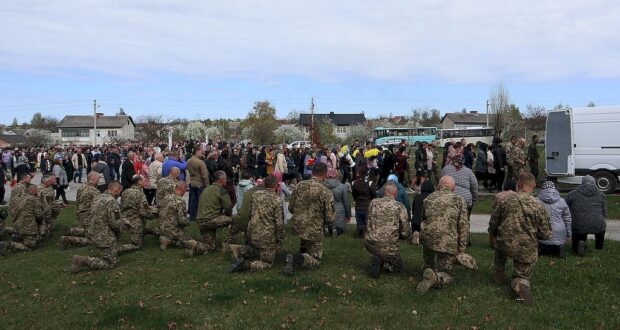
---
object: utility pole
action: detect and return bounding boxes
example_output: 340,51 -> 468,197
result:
486,99 -> 489,128
93,99 -> 97,146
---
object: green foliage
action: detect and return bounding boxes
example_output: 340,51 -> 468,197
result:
243,100 -> 278,145
317,117 -> 339,146
10,117 -> 18,127
345,124 -> 371,145
0,207 -> 619,329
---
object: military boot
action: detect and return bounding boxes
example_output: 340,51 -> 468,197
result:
369,256 -> 381,279
227,257 -> 246,273
411,231 -> 420,245
417,268 -> 438,294
493,270 -> 505,284
223,244 -> 243,261
515,283 -> 534,306
159,236 -> 172,251
184,240 -> 198,257
0,242 -> 9,256
71,255 -> 85,273
59,236 -> 73,250
283,253 -> 304,276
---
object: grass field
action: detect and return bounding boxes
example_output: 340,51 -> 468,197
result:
1,207 -> 619,329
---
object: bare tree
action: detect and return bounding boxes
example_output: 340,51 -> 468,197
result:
136,114 -> 166,142
523,105 -> 548,132
488,82 -> 510,136
587,101 -> 596,107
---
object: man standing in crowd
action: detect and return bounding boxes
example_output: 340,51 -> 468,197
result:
117,175 -> 158,254
71,149 -> 86,183
417,176 -> 469,294
187,147 -> 210,221
364,181 -> 410,278
227,175 -> 284,273
91,154 -> 112,193
505,136 -> 518,181
488,173 -> 551,305
527,135 -> 539,182
283,163 -> 335,276
121,151 -> 136,189
162,151 -> 187,181
196,170 -> 233,253
71,182 -> 124,272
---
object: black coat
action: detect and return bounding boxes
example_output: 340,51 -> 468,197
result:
121,159 -> 135,188
411,180 -> 435,226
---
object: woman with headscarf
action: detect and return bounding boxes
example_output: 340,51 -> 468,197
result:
323,169 -> 352,237
565,175 -> 608,256
411,179 -> 435,245
537,181 -> 572,258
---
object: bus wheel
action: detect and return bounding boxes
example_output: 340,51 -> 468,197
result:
592,171 -> 617,194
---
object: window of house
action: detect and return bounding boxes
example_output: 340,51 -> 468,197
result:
336,126 -> 347,134
108,130 -> 118,137
61,129 -> 89,137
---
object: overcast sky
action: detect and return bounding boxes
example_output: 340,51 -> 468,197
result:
1,1 -> 619,124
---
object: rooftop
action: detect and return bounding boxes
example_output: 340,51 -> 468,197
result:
58,115 -> 135,128
299,112 -> 366,126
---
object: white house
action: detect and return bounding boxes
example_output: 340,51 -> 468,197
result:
299,112 -> 366,138
58,114 -> 136,146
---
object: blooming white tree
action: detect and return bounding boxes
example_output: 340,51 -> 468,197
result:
273,124 -> 304,143
205,126 -> 222,140
183,121 -> 208,140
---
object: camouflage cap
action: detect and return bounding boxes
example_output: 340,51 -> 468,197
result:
455,253 -> 478,270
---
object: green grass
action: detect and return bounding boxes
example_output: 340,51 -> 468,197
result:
1,207 -> 619,329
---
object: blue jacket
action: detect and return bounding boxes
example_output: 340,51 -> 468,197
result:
377,182 -> 411,219
162,157 -> 187,181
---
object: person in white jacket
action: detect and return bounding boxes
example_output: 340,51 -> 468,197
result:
71,150 -> 87,183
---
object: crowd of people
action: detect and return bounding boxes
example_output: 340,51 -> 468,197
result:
0,133 -> 610,305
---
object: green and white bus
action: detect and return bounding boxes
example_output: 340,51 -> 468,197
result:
437,128 -> 496,146
373,127 -> 438,146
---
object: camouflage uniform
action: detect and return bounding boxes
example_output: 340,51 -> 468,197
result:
506,142 -> 526,182
9,181 -> 29,214
235,190 -> 285,271
158,193 -> 208,252
62,184 -> 100,247
196,184 -> 233,252
78,192 -> 123,270
8,194 -> 49,252
118,185 -> 158,254
156,176 -> 178,207
38,184 -> 61,236
364,196 -> 411,272
488,192 -> 551,292
420,187 -> 469,287
527,143 -> 539,179
288,178 -> 335,269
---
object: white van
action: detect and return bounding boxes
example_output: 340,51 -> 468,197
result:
545,106 -> 620,193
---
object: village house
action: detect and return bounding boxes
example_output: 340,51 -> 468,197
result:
58,113 -> 136,146
299,112 -> 366,139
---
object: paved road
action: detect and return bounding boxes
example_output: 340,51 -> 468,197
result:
4,172 -> 619,241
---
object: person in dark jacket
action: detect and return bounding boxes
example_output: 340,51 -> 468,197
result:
411,179 -> 435,245
441,142 -> 452,169
257,147 -> 267,179
352,167 -> 376,237
121,151 -> 136,189
415,142 -> 428,179
463,143 -> 475,169
378,146 -> 394,187
565,175 -> 608,256
474,142 -> 489,190
245,145 -> 257,178
491,137 -> 506,192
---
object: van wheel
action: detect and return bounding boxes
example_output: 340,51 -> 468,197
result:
592,171 -> 617,194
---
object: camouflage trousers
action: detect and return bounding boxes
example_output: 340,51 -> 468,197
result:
81,246 -> 118,270
422,246 -> 455,287
237,243 -> 276,271
197,215 -> 233,253
224,221 -> 244,245
161,228 -> 193,245
298,239 -> 323,270
6,234 -> 38,252
508,165 -> 525,182
118,225 -> 160,255
494,250 -> 533,291
365,241 -> 403,273
62,235 -> 90,247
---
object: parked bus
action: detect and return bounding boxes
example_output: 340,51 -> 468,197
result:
373,127 -> 438,146
546,106 -> 620,193
437,128 -> 496,146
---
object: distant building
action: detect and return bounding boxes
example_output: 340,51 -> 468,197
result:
0,134 -> 28,148
440,111 -> 496,129
299,112 -> 366,138
58,114 -> 136,146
